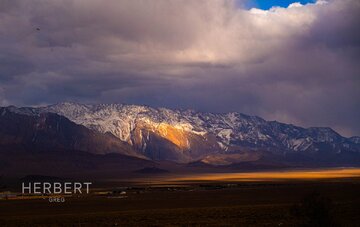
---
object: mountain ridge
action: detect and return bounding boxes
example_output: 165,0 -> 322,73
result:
0,106 -> 145,158
1,102 -> 359,166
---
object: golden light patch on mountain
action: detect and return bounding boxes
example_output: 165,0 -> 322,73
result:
156,123 -> 190,149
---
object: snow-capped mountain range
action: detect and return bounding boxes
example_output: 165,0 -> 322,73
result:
2,102 -> 360,165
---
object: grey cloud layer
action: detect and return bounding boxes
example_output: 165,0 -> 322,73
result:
0,0 -> 359,136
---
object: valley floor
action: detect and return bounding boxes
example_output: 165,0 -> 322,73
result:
1,176 -> 360,226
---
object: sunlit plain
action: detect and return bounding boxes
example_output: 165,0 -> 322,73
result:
132,168 -> 360,185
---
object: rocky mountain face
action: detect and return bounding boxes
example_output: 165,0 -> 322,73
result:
1,102 -> 359,166
0,106 -> 145,159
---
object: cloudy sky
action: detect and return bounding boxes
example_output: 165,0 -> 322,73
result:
0,0 -> 359,136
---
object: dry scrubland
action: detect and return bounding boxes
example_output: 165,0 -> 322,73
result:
0,169 -> 360,226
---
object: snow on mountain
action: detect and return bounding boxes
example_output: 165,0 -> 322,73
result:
3,102 -> 359,163
0,106 -> 144,158
350,136 -> 360,144
41,102 -> 357,153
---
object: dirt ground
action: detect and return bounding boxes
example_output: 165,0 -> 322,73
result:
0,179 -> 360,226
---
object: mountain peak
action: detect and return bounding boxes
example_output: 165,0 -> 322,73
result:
1,103 -> 359,165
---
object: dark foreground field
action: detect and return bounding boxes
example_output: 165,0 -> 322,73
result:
1,179 -> 360,226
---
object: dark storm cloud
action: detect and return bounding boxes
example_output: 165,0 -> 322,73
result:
0,0 -> 359,136
310,0 -> 360,49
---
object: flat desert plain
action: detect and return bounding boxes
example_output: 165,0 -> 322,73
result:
1,168 -> 360,226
